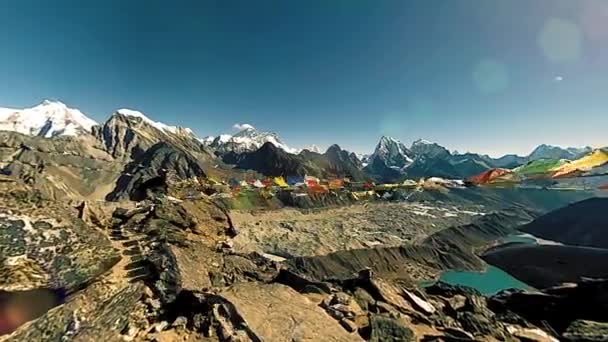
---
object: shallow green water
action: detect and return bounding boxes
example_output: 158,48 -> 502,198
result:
422,234 -> 535,295
437,266 -> 531,295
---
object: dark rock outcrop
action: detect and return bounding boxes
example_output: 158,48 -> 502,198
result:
93,112 -> 213,161
520,197 -> 608,249
226,142 -> 369,181
563,319 -> 608,342
106,142 -> 207,201
229,142 -> 321,177
482,244 -> 608,289
489,279 -> 608,338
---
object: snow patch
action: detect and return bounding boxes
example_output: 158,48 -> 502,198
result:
116,108 -> 181,134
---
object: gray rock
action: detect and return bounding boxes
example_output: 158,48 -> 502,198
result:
339,318 -> 358,333
0,205 -> 120,293
563,320 -> 608,342
214,282 -> 360,341
370,315 -> 414,342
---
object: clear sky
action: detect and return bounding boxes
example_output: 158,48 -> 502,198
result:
1,0 -> 607,156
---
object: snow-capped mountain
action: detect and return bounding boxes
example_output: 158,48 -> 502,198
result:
0,100 -> 97,138
116,109 -> 183,135
302,144 -> 321,153
369,136 -> 413,168
409,139 -> 451,159
527,144 -> 592,161
206,126 -> 297,154
362,136 -> 414,181
94,108 -> 206,159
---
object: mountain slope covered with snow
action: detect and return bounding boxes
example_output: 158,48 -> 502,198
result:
0,100 -> 97,138
205,126 -> 298,154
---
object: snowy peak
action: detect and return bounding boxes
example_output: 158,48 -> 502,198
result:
0,100 -> 97,138
115,108 -> 182,135
373,136 -> 413,163
302,144 -> 321,153
367,136 -> 413,171
409,138 -> 451,159
207,126 -> 297,154
528,144 -> 592,161
412,138 -> 434,146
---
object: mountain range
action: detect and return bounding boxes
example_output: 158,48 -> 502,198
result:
0,100 -> 601,193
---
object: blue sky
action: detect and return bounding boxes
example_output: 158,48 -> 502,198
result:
1,0 -> 607,156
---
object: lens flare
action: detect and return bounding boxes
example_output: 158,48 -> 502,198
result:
472,59 -> 509,95
538,18 -> 582,63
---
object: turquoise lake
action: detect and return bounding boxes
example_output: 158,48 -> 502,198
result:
437,266 -> 531,295
424,234 -> 535,295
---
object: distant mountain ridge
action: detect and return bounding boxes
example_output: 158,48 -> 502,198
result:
0,100 -> 602,187
203,126 -> 298,154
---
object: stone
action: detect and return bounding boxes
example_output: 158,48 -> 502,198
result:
402,289 -> 436,315
172,316 -> 188,330
352,287 -> 375,311
446,294 -> 467,312
331,292 -> 352,306
214,282 -> 361,341
154,321 -> 169,333
457,312 -> 504,339
339,318 -> 358,333
0,208 -> 120,293
439,327 -> 475,340
369,278 -> 415,313
369,315 -> 415,342
562,320 -> 608,342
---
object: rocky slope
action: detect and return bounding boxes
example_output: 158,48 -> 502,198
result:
224,141 -> 368,180
106,142 -> 208,201
226,142 -> 320,177
519,197 -> 608,249
300,144 -> 368,181
1,187 -> 599,341
0,131 -> 122,200
93,110 -> 214,161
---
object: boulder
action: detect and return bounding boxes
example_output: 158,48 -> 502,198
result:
213,282 -> 360,341
369,315 -> 414,342
562,320 -> 608,342
0,207 -> 120,293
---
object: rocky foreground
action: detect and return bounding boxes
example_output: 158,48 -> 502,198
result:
0,185 -> 606,341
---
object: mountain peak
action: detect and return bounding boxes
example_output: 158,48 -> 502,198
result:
39,99 -> 68,108
412,138 -> 434,146
367,135 -> 413,171
208,125 -> 297,154
379,135 -> 400,144
326,144 -> 342,152
528,144 -> 592,161
0,101 -> 97,138
115,108 -> 182,134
